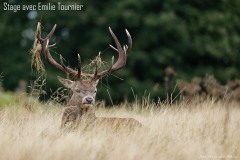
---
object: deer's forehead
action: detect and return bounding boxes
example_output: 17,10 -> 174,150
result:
75,81 -> 96,89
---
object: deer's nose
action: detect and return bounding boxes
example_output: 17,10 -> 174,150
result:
85,97 -> 94,104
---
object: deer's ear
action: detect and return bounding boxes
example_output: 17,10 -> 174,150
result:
57,76 -> 74,88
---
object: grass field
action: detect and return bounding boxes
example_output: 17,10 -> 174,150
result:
0,95 -> 239,160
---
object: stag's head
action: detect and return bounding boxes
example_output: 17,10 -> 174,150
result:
57,77 -> 98,106
35,23 -> 132,107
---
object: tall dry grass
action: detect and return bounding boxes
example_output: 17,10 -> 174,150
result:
0,98 -> 239,160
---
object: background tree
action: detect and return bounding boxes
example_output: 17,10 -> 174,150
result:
1,0 -> 240,104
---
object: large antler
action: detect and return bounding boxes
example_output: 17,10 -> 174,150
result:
36,23 -> 132,81
36,23 -> 80,79
93,27 -> 132,80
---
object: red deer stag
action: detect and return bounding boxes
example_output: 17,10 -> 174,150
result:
35,23 -> 143,130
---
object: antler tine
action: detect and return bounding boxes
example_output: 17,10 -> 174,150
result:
108,29 -> 132,54
36,22 -> 43,42
36,24 -> 56,43
45,24 -> 57,40
59,54 -> 68,72
93,27 -> 131,80
125,29 -> 132,54
109,44 -> 118,52
108,27 -> 123,53
36,23 -> 78,79
93,53 -> 98,78
93,62 -> 98,79
77,54 -> 81,80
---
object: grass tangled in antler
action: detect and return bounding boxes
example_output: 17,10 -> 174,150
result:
30,22 -> 45,74
80,52 -> 107,80
30,22 -> 110,80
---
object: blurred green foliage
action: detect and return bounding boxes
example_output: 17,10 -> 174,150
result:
1,0 -> 240,103
0,92 -> 13,107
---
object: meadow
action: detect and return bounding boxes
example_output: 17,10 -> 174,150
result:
0,93 -> 239,160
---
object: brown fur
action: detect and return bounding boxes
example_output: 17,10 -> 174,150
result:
61,106 -> 144,131
61,106 -> 95,129
34,23 -> 142,130
58,78 -> 143,131
95,117 -> 143,131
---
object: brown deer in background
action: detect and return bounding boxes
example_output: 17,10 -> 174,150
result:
35,23 -> 143,130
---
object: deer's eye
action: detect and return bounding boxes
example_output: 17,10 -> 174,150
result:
75,89 -> 81,93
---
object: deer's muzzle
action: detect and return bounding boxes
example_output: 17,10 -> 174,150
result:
82,96 -> 94,105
